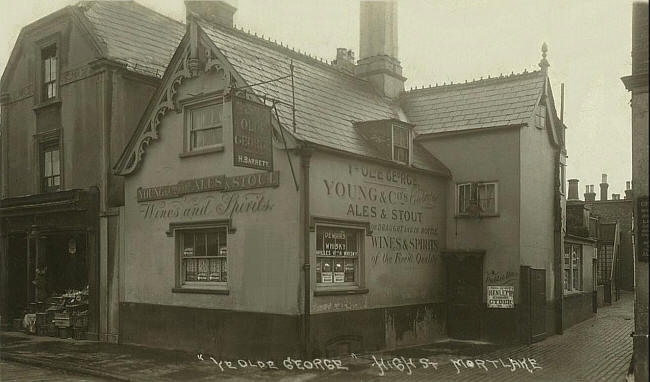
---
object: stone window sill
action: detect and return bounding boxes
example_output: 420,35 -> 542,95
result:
172,287 -> 229,295
314,288 -> 369,296
179,145 -> 224,158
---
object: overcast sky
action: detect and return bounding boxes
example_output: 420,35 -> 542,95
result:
0,0 -> 640,196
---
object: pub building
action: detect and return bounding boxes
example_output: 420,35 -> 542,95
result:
1,0 -> 572,357
112,0 -> 570,357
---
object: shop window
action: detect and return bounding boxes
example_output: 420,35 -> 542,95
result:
457,182 -> 498,216
185,102 -> 223,153
42,44 -> 58,101
392,124 -> 409,164
563,243 -> 583,293
41,142 -> 60,193
315,226 -> 363,288
178,227 -> 228,288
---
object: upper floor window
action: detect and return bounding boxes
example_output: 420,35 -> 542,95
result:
41,143 -> 60,192
457,182 -> 498,216
186,103 -> 223,153
42,44 -> 58,101
392,124 -> 409,164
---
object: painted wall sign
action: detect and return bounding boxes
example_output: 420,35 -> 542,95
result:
637,196 -> 649,261
487,285 -> 514,308
232,95 -> 274,171
136,171 -> 279,202
319,160 -> 442,267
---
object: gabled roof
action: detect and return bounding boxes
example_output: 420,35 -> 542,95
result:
401,70 -> 546,135
198,20 -> 447,174
78,1 -> 185,77
1,1 -> 183,92
114,15 -> 450,176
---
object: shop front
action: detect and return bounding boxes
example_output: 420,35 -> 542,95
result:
0,188 -> 99,339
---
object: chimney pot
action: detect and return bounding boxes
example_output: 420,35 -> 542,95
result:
600,174 -> 609,201
568,179 -> 579,200
333,48 -> 356,74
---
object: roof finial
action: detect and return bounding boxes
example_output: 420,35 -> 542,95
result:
539,42 -> 550,73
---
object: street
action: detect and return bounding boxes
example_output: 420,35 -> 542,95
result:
0,360 -> 109,382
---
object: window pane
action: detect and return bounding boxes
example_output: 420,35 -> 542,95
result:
51,149 -> 60,175
209,258 -> 221,282
191,127 -> 222,149
393,126 -> 408,147
207,232 -> 219,256
183,232 -> 194,256
197,258 -> 209,281
184,258 -> 198,281
394,147 -> 408,163
44,151 -> 52,177
50,56 -> 57,81
344,259 -> 356,282
44,58 -> 51,82
194,232 -> 206,256
53,176 -> 60,186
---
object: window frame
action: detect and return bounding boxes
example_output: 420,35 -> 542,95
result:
40,142 -> 61,193
180,95 -> 226,157
311,217 -> 370,296
41,44 -> 58,101
456,181 -> 499,217
35,129 -> 63,194
169,220 -> 234,294
563,242 -> 583,294
391,124 -> 410,165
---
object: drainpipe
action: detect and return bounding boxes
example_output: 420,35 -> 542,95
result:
554,150 -> 563,334
301,147 -> 313,357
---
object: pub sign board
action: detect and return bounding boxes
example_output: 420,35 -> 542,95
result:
232,95 -> 274,171
638,196 -> 649,262
487,285 -> 514,308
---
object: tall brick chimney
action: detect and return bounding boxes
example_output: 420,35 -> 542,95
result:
568,179 -> 579,200
185,1 -> 236,27
625,181 -> 633,200
585,185 -> 597,202
600,173 -> 609,201
355,0 -> 405,99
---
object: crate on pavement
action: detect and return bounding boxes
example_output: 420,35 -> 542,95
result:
72,328 -> 86,340
58,327 -> 72,339
72,313 -> 88,328
47,323 -> 58,337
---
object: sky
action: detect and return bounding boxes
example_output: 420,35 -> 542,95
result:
0,0 -> 640,197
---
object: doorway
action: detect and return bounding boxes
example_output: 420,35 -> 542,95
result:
446,254 -> 484,339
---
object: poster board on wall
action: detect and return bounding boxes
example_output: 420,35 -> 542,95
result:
487,285 -> 514,308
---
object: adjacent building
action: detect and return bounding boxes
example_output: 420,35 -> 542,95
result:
621,2 -> 649,380
0,1 -> 184,341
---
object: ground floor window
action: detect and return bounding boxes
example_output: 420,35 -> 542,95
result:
597,244 -> 613,285
564,243 -> 583,293
178,228 -> 228,286
315,226 -> 363,287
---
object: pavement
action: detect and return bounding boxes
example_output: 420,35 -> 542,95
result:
0,291 -> 634,381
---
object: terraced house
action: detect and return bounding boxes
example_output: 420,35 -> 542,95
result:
2,0 -> 573,357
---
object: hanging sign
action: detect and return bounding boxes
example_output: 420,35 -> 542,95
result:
232,95 -> 274,171
637,196 -> 649,262
487,285 -> 514,308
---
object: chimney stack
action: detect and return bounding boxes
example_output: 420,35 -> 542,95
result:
332,48 -> 356,74
185,1 -> 236,27
355,0 -> 405,99
625,181 -> 633,200
568,179 -> 579,200
585,184 -> 597,202
600,173 -> 609,201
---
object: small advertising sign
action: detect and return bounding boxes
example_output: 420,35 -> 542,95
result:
232,95 -> 273,171
333,272 -> 345,283
638,196 -> 649,262
487,285 -> 514,308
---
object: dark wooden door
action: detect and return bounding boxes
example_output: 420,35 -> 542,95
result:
447,255 -> 483,339
530,268 -> 546,342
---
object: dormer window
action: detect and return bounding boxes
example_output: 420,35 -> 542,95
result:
392,124 -> 409,164
42,44 -> 58,101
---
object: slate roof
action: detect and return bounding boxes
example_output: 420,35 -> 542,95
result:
401,71 -> 546,135
79,1 -> 185,77
199,20 -> 448,174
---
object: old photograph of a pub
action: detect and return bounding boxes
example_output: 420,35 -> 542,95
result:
0,0 -> 647,381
